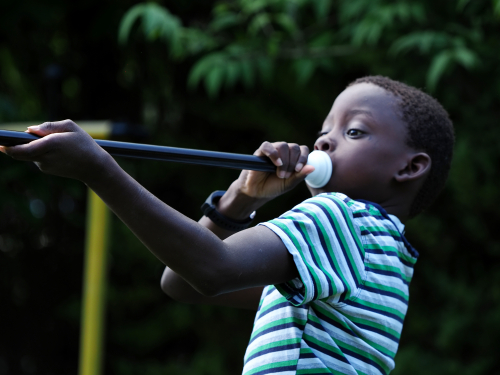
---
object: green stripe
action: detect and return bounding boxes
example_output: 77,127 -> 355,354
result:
249,316 -> 307,341
271,220 -> 315,303
336,340 -> 391,374
244,360 -> 297,375
365,243 -> 417,265
259,293 -> 288,315
303,333 -> 346,358
313,303 -> 401,344
364,280 -> 409,301
295,210 -> 338,297
296,368 -> 337,374
311,304 -> 359,337
364,226 -> 400,237
296,219 -> 326,297
299,202 -> 358,295
352,297 -> 405,321
365,262 -> 411,284
246,338 -> 301,359
362,337 -> 395,358
319,198 -> 364,282
341,311 -> 401,340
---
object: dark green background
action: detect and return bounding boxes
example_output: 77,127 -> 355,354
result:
1,0 -> 499,374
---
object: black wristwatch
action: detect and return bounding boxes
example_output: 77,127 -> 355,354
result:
201,190 -> 256,231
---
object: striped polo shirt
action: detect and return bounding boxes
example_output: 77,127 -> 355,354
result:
243,192 -> 418,375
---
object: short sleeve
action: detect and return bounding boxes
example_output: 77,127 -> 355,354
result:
259,193 -> 366,306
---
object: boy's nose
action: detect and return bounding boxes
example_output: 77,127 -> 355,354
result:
314,138 -> 334,152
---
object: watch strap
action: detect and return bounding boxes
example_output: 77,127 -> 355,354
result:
201,190 -> 255,231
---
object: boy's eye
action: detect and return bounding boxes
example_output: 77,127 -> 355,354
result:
346,129 -> 363,138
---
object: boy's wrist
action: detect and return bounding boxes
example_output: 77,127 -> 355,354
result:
82,151 -> 121,190
216,186 -> 269,221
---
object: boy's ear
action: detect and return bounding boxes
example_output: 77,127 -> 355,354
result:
395,152 -> 431,183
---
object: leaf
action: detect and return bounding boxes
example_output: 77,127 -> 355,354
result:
181,29 -> 218,57
494,0 -> 500,16
141,3 -> 181,42
293,59 -> 315,85
204,66 -> 225,98
187,53 -> 226,89
456,0 -> 472,12
390,31 -> 449,55
274,13 -> 297,34
118,3 -> 183,57
209,12 -> 242,32
313,0 -> 332,23
118,4 -> 146,44
224,61 -> 241,89
240,0 -> 269,15
256,56 -> 273,83
453,47 -> 479,69
248,13 -> 271,35
427,50 -> 453,91
310,31 -> 334,48
240,59 -> 255,88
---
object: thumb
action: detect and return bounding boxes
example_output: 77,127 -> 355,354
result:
284,165 -> 315,187
26,120 -> 82,137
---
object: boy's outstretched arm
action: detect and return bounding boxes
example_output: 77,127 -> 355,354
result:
1,121 -> 312,301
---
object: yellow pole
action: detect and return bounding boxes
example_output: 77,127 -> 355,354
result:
78,189 -> 110,375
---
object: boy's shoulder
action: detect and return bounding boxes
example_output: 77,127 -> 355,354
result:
291,192 -> 386,221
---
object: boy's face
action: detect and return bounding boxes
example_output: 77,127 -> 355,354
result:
309,83 -> 413,203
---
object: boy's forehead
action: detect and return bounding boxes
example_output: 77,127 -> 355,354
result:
325,83 -> 403,128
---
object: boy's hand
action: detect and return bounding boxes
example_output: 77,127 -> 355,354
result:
243,141 -> 314,198
0,120 -> 112,183
215,141 -> 314,220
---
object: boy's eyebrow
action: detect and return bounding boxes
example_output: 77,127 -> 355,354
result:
317,109 -> 377,136
347,108 -> 375,119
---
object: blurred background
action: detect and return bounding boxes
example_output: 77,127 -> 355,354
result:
1,0 -> 500,374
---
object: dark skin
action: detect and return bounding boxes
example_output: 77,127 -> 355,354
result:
0,83 -> 431,311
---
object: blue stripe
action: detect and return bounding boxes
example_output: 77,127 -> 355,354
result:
303,336 -> 351,364
246,342 -> 301,363
259,300 -> 307,320
365,267 -> 409,286
250,364 -> 298,375
274,218 -> 319,303
326,197 -> 365,262
361,229 -> 404,244
365,248 -> 415,268
341,346 -> 388,374
291,209 -> 337,297
356,200 -> 419,258
312,309 -> 362,340
348,301 -> 404,324
308,200 -> 360,300
356,322 -> 400,344
360,284 -> 408,305
290,219 -> 321,301
249,321 -> 307,345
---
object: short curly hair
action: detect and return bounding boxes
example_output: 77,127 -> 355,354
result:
349,76 -> 454,217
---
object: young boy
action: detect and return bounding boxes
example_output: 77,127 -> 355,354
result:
1,76 -> 454,374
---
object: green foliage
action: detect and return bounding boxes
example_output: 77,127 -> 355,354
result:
121,0 -> 496,95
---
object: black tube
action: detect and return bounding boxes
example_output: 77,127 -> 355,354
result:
0,130 -> 276,172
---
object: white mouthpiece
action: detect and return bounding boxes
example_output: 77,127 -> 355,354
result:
305,150 -> 332,188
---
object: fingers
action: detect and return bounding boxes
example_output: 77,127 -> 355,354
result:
2,120 -> 85,162
256,141 -> 310,179
2,136 -> 53,161
26,119 -> 82,137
